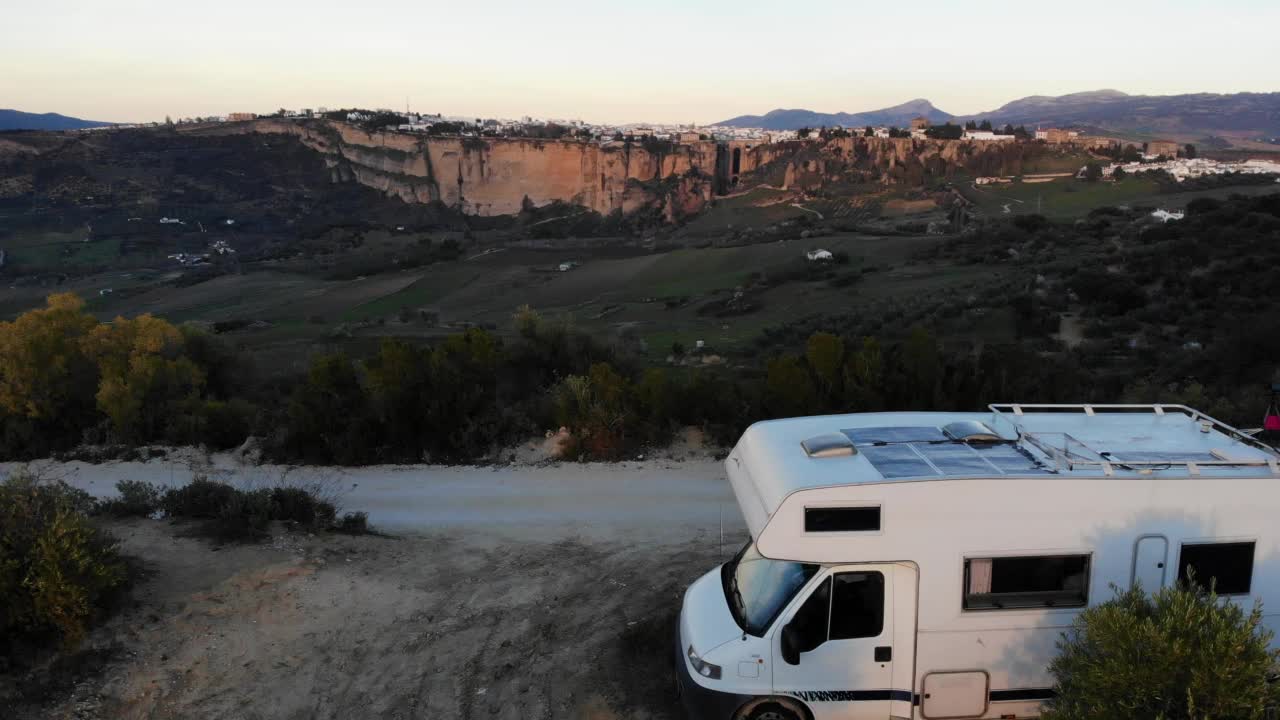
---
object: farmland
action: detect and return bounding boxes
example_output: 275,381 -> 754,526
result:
1,124 -> 1277,377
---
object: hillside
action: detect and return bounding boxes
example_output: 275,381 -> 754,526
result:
0,109 -> 113,131
718,90 -> 1280,145
963,90 -> 1280,141
717,99 -> 953,130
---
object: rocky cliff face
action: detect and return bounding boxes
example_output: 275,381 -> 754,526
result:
226,120 -> 1054,221
235,119 -> 717,220
743,135 -> 1048,191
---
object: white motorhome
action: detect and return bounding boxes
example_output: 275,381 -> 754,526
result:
675,404 -> 1280,720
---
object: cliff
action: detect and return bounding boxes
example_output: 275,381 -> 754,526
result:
219,120 -> 1061,221
230,119 -> 717,220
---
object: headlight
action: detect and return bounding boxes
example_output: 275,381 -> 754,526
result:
687,645 -> 722,680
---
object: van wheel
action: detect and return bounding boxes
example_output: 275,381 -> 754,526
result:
741,700 -> 804,720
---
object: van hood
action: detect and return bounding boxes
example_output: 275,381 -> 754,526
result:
680,566 -> 745,658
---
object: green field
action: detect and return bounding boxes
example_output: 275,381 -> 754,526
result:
960,177 -> 1163,218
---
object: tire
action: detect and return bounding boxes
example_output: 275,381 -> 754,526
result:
740,699 -> 805,720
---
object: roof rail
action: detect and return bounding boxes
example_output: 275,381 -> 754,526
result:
989,403 -> 1280,477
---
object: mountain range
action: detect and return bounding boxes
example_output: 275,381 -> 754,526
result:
0,109 -> 113,131
718,99 -> 953,132
717,90 -> 1280,141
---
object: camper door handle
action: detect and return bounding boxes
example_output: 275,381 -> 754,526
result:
874,646 -> 892,662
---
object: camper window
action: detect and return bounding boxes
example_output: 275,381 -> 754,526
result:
1177,541 -> 1255,595
804,506 -> 881,532
830,571 -> 885,639
963,555 -> 1090,610
787,571 -> 885,653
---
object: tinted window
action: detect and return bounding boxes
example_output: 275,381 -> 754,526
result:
805,506 -> 880,532
790,577 -> 831,652
964,555 -> 1090,610
1178,542 -> 1254,594
830,571 -> 885,639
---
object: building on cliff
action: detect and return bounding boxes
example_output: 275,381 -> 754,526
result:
1144,140 -> 1181,158
911,116 -> 931,130
1037,128 -> 1079,144
227,112 -> 257,122
964,130 -> 1015,141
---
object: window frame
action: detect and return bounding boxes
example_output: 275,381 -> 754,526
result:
803,504 -> 883,534
828,570 -> 886,640
1176,540 -> 1256,596
961,552 -> 1092,612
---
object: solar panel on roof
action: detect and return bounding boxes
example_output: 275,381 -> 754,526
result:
859,439 -> 1050,479
917,443 -> 995,475
860,444 -> 939,479
972,443 -> 1049,475
842,426 -> 948,445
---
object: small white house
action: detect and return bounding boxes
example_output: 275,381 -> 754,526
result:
806,249 -> 833,262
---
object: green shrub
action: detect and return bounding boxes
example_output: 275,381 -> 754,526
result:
0,471 -> 127,654
161,476 -> 238,518
1042,584 -> 1280,720
335,511 -> 370,535
270,486 -> 337,527
99,479 -> 161,517
209,488 -> 273,542
152,477 -> 355,540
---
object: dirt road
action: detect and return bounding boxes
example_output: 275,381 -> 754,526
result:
6,458 -> 749,720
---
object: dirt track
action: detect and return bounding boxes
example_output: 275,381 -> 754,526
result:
7,459 -> 749,720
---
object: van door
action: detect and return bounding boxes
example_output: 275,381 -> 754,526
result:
771,564 -> 915,720
1132,535 -> 1168,592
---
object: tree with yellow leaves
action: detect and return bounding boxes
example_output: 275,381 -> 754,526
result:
86,314 -> 205,444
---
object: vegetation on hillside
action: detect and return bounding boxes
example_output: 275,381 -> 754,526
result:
0,194 -> 1275,462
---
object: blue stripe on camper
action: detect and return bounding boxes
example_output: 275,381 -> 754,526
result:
989,687 -> 1057,702
785,687 -> 1056,704
787,689 -> 915,703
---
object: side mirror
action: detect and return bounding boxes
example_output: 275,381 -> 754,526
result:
781,624 -> 801,665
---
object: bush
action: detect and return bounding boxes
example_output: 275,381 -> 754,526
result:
210,488 -> 273,542
335,511 -> 369,535
145,477 -> 360,540
1042,584 -> 1280,720
161,476 -> 238,519
99,479 -> 161,517
270,486 -> 337,527
0,471 -> 127,656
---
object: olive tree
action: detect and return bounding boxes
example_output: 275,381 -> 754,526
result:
1042,584 -> 1279,720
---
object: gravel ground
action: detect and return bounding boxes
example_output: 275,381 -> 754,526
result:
4,458 -> 750,720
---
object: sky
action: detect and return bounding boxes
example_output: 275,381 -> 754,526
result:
3,0 -> 1278,125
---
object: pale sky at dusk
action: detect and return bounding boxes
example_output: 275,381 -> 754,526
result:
3,0 -> 1277,125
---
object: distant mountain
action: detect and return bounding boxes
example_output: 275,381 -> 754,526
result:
719,90 -> 1280,141
961,90 -> 1280,139
0,109 -> 113,131
717,99 -> 953,130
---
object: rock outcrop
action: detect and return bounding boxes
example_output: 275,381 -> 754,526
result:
220,120 -> 1064,221
232,119 -> 717,220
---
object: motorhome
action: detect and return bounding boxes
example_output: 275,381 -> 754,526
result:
674,404 -> 1280,720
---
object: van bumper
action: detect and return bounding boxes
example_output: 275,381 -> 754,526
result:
673,624 -> 754,720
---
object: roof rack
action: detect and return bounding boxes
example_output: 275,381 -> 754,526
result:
988,403 -> 1280,477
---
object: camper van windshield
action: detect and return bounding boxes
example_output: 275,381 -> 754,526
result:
723,542 -> 819,636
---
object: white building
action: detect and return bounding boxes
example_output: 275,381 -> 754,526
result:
964,131 -> 1015,141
